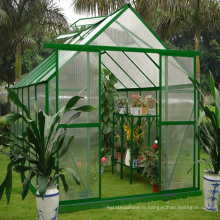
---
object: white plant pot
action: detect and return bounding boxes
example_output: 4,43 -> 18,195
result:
149,108 -> 155,115
36,184 -> 59,220
105,155 -> 111,166
130,107 -> 140,115
125,148 -> 131,166
203,171 -> 220,211
119,106 -> 125,114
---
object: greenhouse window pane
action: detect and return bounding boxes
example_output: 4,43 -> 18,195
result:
101,53 -> 138,89
72,16 -> 106,27
58,51 -> 99,124
37,84 -> 46,112
59,127 -> 99,201
161,125 -> 194,190
49,76 -> 56,115
91,8 -> 165,49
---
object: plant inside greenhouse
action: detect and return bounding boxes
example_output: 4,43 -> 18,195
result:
2,3 -> 202,213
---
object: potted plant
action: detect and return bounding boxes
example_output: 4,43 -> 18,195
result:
123,120 -> 148,167
101,157 -> 106,173
0,88 -> 96,219
115,95 -> 128,114
130,94 -> 142,115
141,140 -> 159,192
141,95 -> 153,115
189,74 -> 220,211
147,96 -> 158,115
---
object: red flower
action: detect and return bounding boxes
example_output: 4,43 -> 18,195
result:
147,151 -> 150,155
141,156 -> 144,160
153,144 -> 157,150
131,94 -> 137,98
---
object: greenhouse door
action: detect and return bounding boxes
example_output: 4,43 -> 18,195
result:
160,55 -> 196,192
57,50 -> 101,202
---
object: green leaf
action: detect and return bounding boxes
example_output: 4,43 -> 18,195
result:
74,105 -> 97,112
38,176 -> 49,198
5,163 -> 12,204
58,136 -> 74,160
64,96 -> 83,111
102,68 -> 110,76
22,171 -> 35,200
64,168 -> 80,185
4,112 -> 33,124
210,73 -> 215,99
60,174 -> 68,193
38,111 -> 45,146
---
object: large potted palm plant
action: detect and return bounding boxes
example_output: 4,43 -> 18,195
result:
191,74 -> 220,211
0,88 -> 96,219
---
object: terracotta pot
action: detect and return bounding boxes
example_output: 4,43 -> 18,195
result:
117,152 -> 125,163
141,107 -> 147,115
152,184 -> 159,193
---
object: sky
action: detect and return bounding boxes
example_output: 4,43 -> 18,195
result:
54,0 -> 87,24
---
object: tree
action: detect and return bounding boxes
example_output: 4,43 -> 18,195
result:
0,0 -> 68,80
156,0 -> 220,83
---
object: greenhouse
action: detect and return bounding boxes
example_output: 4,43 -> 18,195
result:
11,4 -> 201,212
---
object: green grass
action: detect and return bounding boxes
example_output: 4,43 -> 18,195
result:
0,151 -> 220,220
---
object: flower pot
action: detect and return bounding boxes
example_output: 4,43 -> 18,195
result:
131,107 -> 140,115
36,184 -> 59,220
152,184 -> 159,193
105,155 -> 111,166
141,107 -> 147,115
119,106 -> 125,114
125,148 -> 131,166
203,171 -> 220,211
132,159 -> 138,167
101,166 -> 104,173
149,108 -> 155,115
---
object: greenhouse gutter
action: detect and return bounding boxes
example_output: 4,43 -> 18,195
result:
44,44 -> 200,56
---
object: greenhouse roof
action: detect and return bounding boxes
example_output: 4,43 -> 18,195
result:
13,4 -> 199,89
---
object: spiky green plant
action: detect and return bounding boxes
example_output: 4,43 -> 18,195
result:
0,88 -> 96,203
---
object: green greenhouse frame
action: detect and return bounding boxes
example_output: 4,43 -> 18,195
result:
11,4 -> 201,212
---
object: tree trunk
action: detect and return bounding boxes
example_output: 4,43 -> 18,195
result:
194,34 -> 200,83
15,41 -> 22,80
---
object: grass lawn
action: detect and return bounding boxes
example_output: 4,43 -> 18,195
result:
0,151 -> 220,220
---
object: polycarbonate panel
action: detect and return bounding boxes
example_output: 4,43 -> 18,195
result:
74,16 -> 106,26
37,84 -> 45,112
13,54 -> 55,88
125,52 -> 159,86
91,8 -> 165,49
161,56 -> 195,121
162,56 -> 194,86
162,88 -> 194,121
29,86 -> 35,120
78,8 -> 123,45
58,51 -> 99,124
56,33 -> 78,40
107,51 -> 154,88
161,125 -> 194,190
59,127 -> 99,201
49,77 -> 56,115
102,53 -> 138,89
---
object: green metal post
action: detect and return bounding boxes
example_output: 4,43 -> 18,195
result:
120,115 -> 124,179
130,116 -> 134,184
87,52 -> 91,196
165,56 -> 169,190
112,113 -> 115,174
99,51 -> 102,199
45,83 -> 49,115
159,55 -> 162,192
